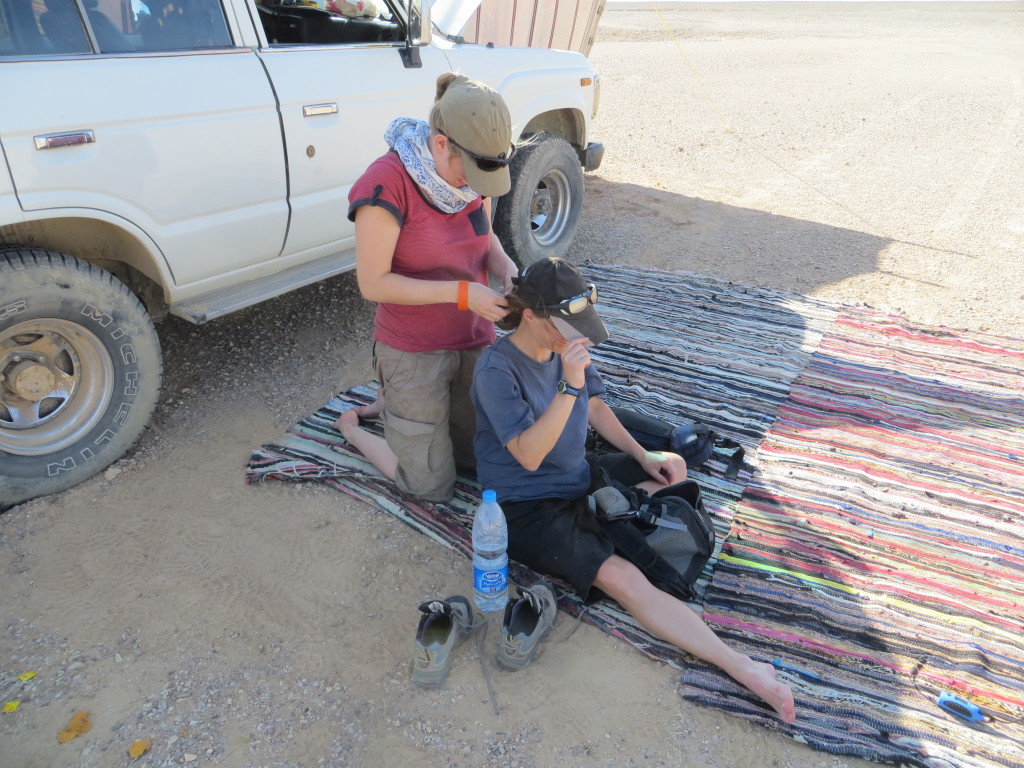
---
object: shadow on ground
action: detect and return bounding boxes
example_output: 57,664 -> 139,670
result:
569,176 -> 892,295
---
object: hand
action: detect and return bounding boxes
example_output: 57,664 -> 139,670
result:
499,261 -> 518,295
638,450 -> 687,486
558,338 -> 591,388
467,282 -> 510,322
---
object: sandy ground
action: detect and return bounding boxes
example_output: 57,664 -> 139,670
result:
3,3 -> 1023,767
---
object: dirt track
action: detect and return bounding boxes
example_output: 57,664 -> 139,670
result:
2,3 -> 1022,767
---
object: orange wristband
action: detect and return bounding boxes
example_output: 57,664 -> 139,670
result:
457,280 -> 469,311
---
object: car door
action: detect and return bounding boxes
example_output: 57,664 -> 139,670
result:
253,0 -> 450,262
0,0 -> 288,288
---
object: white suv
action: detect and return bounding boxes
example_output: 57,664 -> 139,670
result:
0,0 -> 603,506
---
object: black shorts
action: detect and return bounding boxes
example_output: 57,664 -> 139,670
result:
502,453 -> 648,599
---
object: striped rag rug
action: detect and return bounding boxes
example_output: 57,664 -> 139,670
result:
245,264 -> 1024,767
681,305 -> 1024,767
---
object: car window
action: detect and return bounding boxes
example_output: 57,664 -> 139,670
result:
0,0 -> 83,54
132,0 -> 232,51
256,0 -> 401,47
0,0 -> 232,56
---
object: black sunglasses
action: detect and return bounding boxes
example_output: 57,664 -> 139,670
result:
544,284 -> 598,316
441,132 -> 517,172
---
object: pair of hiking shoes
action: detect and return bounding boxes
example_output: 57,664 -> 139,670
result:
411,581 -> 558,687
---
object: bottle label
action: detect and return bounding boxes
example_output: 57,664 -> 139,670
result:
473,564 -> 507,595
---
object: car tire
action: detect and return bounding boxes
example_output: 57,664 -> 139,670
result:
493,133 -> 584,266
0,248 -> 162,507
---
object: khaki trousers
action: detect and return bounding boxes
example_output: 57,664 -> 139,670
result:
374,342 -> 483,504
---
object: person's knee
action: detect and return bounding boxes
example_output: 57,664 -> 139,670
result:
594,554 -> 649,599
396,473 -> 454,504
382,402 -> 456,501
394,455 -> 456,504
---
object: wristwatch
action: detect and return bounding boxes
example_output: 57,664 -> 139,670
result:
556,380 -> 582,398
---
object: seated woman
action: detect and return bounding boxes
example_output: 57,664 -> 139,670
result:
470,257 -> 796,723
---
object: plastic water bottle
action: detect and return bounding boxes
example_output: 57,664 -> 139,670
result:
472,489 -> 508,612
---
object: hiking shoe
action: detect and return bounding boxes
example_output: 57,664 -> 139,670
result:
496,581 -> 558,672
411,595 -> 474,687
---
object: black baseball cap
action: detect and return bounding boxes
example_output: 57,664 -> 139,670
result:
515,257 -> 609,346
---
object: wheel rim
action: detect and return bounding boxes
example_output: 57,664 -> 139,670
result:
0,318 -> 114,456
529,168 -> 574,248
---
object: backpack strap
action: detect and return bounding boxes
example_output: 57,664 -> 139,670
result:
634,505 -> 691,532
713,434 -> 745,480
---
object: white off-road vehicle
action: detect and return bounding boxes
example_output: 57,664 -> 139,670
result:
0,0 -> 604,507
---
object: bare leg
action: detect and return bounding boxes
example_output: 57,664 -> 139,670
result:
334,409 -> 398,480
594,555 -> 796,723
635,479 -> 666,495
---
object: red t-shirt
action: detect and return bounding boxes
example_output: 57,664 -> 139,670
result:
348,151 -> 496,353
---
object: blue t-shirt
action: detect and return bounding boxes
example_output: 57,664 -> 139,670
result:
471,335 -> 606,503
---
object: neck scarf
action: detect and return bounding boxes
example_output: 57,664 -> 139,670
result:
384,118 -> 479,213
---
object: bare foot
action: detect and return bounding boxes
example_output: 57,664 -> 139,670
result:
332,407 -> 398,480
736,659 -> 796,723
354,398 -> 383,420
333,408 -> 360,437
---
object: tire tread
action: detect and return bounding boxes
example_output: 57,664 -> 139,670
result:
0,246 -> 162,506
493,134 -> 584,266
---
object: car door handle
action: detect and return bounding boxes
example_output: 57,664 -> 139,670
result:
34,130 -> 96,150
302,103 -> 338,118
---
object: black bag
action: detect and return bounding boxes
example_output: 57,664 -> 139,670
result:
590,470 -> 716,600
609,406 -> 745,480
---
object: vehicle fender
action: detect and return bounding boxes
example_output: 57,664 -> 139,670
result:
441,46 -> 596,149
0,209 -> 172,298
0,164 -> 25,225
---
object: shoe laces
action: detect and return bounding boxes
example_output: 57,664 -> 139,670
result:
419,600 -> 452,617
520,584 -> 554,615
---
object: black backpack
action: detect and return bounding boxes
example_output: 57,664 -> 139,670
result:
590,470 -> 716,601
609,406 -> 746,480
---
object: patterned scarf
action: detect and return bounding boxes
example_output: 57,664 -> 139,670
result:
384,118 -> 479,213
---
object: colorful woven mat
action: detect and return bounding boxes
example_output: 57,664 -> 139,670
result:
245,264 -> 1024,766
245,264 -> 835,662
682,307 -> 1024,767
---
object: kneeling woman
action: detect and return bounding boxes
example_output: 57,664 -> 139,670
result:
470,258 -> 795,723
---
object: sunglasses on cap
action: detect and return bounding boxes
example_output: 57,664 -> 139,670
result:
543,284 -> 598,316
441,131 -> 517,172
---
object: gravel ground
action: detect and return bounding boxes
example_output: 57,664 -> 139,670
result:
2,3 -> 1022,767
576,1 -> 1024,336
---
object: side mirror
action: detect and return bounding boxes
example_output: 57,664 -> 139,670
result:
413,0 -> 431,44
401,0 -> 427,68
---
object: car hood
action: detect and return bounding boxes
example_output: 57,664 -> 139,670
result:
430,0 -> 481,37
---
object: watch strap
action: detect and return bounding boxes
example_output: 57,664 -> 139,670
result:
557,380 -> 582,397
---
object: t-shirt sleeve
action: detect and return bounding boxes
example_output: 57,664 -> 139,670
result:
584,363 -> 606,399
474,366 -> 535,449
347,156 -> 406,225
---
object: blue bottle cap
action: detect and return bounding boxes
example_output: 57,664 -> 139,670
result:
482,489 -> 497,503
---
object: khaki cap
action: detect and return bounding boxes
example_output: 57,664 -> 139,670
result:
437,75 -> 513,198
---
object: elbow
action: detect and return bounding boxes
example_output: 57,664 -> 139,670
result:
520,457 -> 542,473
508,440 -> 541,472
355,273 -> 382,303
